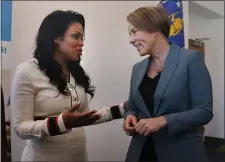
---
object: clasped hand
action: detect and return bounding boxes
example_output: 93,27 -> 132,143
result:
123,115 -> 167,136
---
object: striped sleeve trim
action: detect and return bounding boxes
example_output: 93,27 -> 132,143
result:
35,115 -> 71,136
58,113 -> 67,132
47,117 -> 61,136
119,102 -> 125,117
110,101 -> 127,119
110,105 -> 123,119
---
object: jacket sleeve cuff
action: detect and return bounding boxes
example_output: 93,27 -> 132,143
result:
124,111 -> 137,119
58,113 -> 69,132
164,113 -> 179,136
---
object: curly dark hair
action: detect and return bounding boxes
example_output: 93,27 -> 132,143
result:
34,10 -> 95,99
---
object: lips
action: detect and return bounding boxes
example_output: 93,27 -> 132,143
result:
136,45 -> 141,51
76,49 -> 83,55
76,49 -> 82,52
134,43 -> 141,48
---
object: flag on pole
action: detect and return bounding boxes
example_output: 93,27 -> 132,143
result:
157,0 -> 185,47
2,0 -> 13,42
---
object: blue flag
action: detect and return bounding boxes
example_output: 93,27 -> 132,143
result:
2,0 -> 13,42
158,0 -> 185,47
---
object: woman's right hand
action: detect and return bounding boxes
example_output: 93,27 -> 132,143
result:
123,115 -> 137,136
62,104 -> 101,129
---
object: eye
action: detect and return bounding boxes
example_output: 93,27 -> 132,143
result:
71,34 -> 80,39
133,30 -> 138,34
71,34 -> 84,41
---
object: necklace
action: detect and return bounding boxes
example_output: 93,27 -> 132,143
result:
152,59 -> 163,74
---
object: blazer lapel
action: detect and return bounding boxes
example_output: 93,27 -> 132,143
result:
153,43 -> 180,115
133,57 -> 151,117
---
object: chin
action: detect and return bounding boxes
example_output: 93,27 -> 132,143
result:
138,48 -> 149,57
139,52 -> 148,57
76,57 -> 81,63
70,55 -> 80,62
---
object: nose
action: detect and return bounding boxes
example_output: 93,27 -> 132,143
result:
79,39 -> 84,47
129,35 -> 135,44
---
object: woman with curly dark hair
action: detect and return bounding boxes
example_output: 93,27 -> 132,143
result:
11,10 -> 126,161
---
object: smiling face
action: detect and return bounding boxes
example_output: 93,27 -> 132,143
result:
126,6 -> 170,57
55,22 -> 84,62
128,23 -> 158,57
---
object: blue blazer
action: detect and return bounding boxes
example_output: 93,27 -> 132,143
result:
125,43 -> 213,162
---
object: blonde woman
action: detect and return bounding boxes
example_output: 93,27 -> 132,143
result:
123,6 -> 213,162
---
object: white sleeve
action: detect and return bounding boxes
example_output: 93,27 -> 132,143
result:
92,107 -> 113,124
92,102 -> 126,125
11,67 -> 50,139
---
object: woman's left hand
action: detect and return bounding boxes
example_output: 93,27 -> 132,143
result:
134,116 -> 167,136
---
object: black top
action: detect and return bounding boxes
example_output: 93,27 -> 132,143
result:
138,72 -> 161,161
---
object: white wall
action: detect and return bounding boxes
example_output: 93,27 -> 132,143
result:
189,11 -> 224,138
4,1 -> 190,161
205,18 -> 224,138
193,1 -> 224,17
